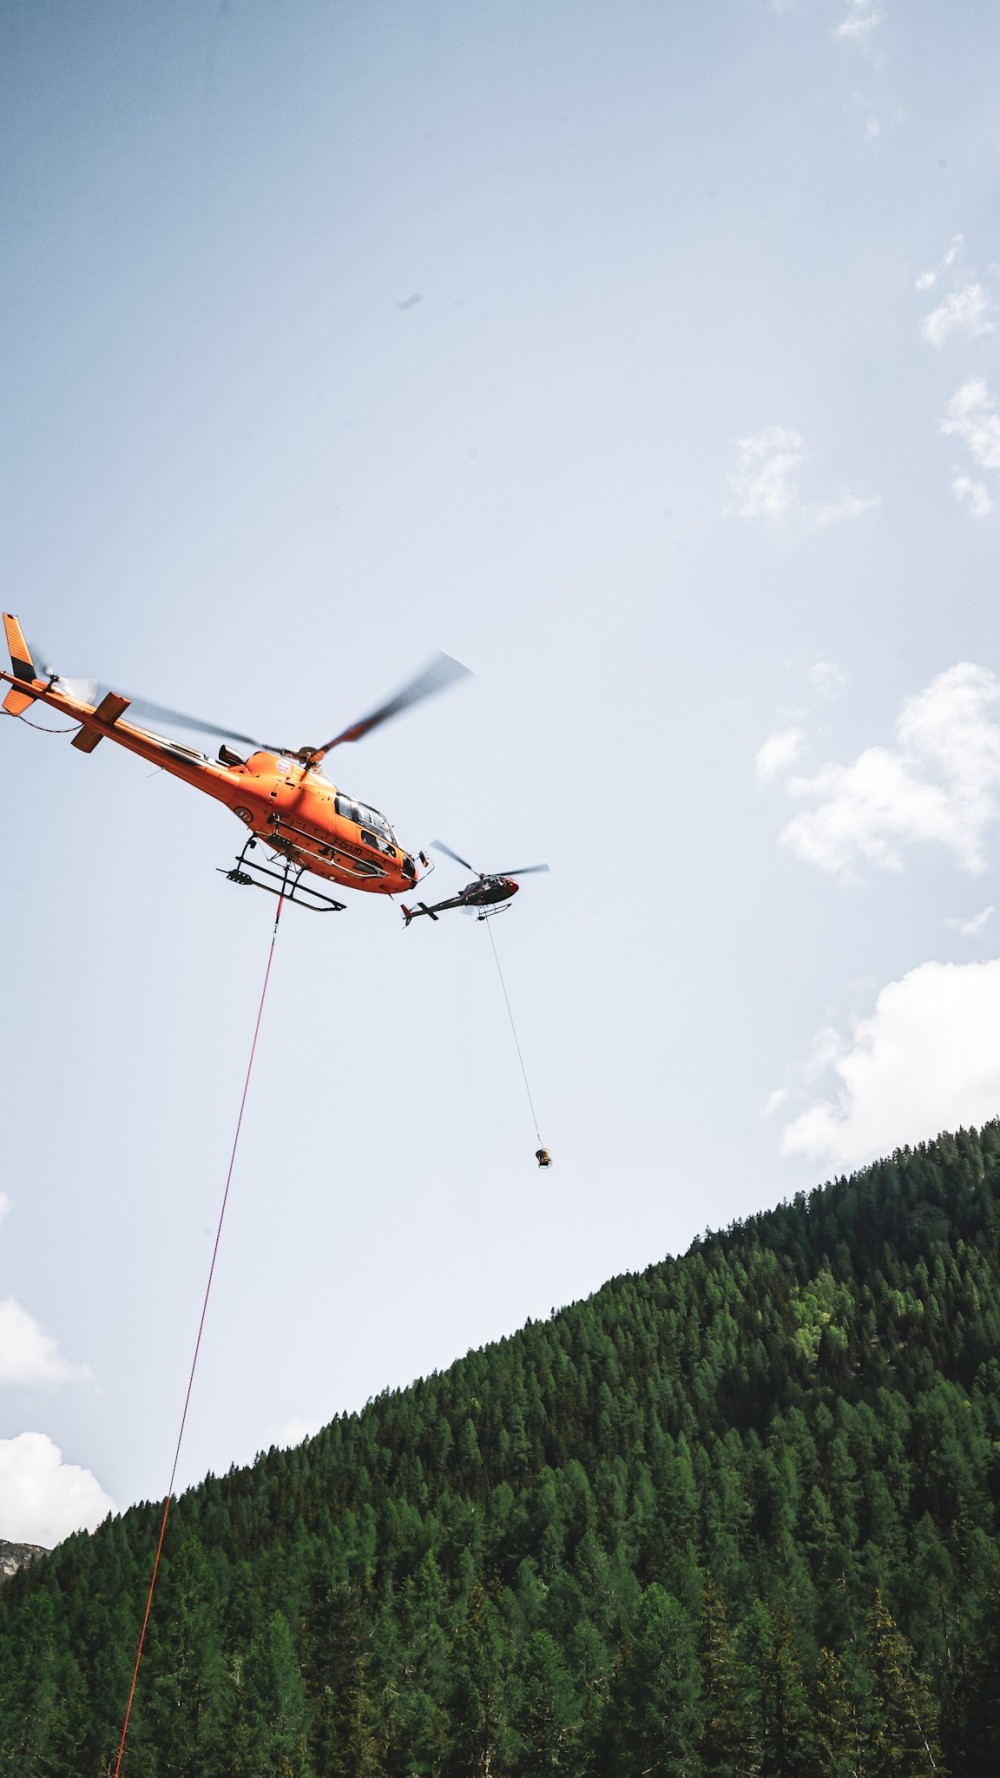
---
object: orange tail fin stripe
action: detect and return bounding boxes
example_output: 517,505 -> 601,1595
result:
2,612 -> 35,683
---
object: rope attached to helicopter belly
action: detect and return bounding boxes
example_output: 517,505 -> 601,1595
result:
15,711 -> 79,733
483,917 -> 551,1168
113,885 -> 287,1778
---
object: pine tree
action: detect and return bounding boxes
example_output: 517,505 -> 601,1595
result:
811,1646 -> 858,1778
699,1579 -> 758,1778
302,1578 -> 381,1778
594,1583 -> 700,1777
860,1591 -> 946,1778
445,1584 -> 516,1778
512,1628 -> 579,1774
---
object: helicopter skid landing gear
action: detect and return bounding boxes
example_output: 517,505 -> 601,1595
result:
218,841 -> 346,913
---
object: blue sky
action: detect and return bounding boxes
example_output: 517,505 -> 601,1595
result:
3,0 -> 1000,1543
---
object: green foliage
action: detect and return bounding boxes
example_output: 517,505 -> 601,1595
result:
7,1121 -> 1000,1770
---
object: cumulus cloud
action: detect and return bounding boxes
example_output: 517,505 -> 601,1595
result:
945,905 -> 994,937
951,472 -> 993,517
942,382 -> 1000,515
0,1196 -> 89,1387
942,379 -> 1000,471
756,726 -> 804,783
730,427 -> 804,523
835,0 -> 883,44
0,1299 -> 90,1386
779,959 -> 1000,1168
921,283 -> 994,346
764,663 -> 1000,880
916,236 -> 967,297
729,429 -> 878,531
809,659 -> 849,700
0,1432 -> 115,1547
811,492 -> 881,526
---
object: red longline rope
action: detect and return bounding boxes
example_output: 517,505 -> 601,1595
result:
113,896 -> 284,1777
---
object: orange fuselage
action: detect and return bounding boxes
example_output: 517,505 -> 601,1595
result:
1,672 -> 422,897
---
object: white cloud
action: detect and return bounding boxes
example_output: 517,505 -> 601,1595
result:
761,1088 -> 789,1117
916,234 -> 965,292
847,92 -> 898,145
767,662 -> 1000,879
730,427 -> 803,522
942,379 -> 1000,471
0,1298 -> 90,1386
810,492 -> 881,527
952,472 -> 993,517
945,905 -> 994,937
780,959 -> 1000,1168
835,0 -> 883,44
0,1196 -> 89,1387
809,659 -> 848,699
0,1432 -> 115,1547
756,726 -> 804,783
921,282 -> 994,346
801,1024 -> 849,1081
729,428 -> 878,530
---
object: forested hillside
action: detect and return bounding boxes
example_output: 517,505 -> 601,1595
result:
5,1124 -> 1000,1774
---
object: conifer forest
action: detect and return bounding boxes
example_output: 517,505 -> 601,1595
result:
5,1122 -> 1000,1774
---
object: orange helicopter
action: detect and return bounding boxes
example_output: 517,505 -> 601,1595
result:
1,612 -> 470,912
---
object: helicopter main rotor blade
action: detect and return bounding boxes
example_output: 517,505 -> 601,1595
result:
431,839 -> 479,874
29,642 -> 268,749
310,651 -> 471,759
113,695 -> 266,749
499,864 -> 550,877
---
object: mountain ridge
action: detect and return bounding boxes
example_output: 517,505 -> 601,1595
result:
3,1122 -> 1000,1773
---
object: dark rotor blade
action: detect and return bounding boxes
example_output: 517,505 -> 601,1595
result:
499,864 -> 550,877
431,838 -> 478,873
30,642 -> 267,748
115,695 -> 265,749
312,651 -> 471,757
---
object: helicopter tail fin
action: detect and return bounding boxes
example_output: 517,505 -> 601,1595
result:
3,613 -> 36,683
401,902 -> 439,926
2,613 -> 39,715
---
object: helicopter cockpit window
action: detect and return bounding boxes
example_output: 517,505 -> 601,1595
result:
336,793 -> 398,853
336,794 -> 393,839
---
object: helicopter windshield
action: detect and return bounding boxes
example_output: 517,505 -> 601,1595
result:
335,793 -> 396,843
